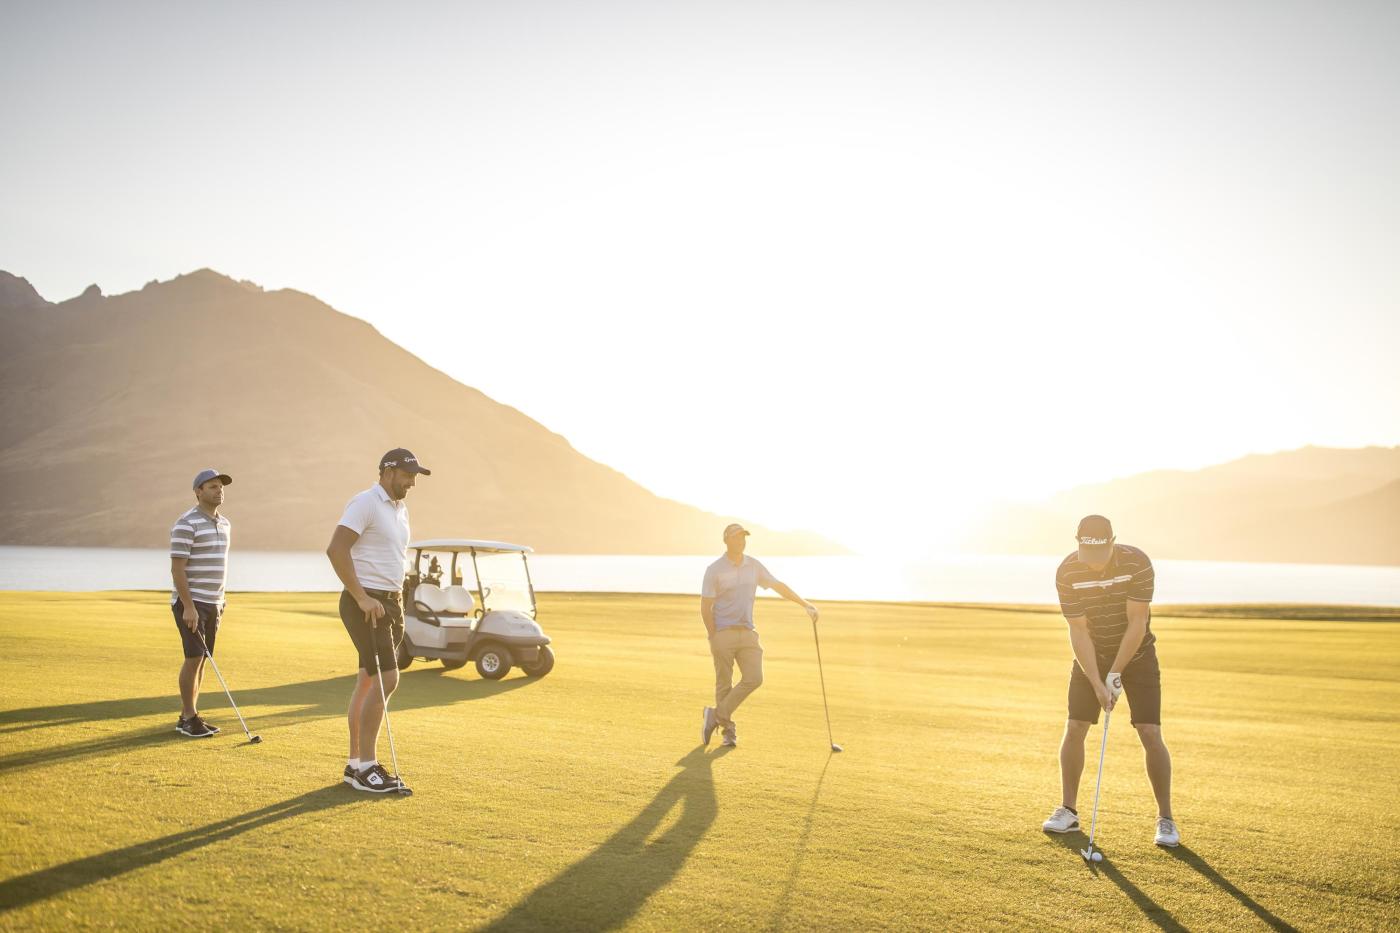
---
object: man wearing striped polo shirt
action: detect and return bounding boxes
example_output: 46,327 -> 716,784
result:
326,448 -> 431,793
169,469 -> 233,739
1042,515 -> 1180,847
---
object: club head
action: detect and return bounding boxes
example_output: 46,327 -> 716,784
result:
249,735 -> 262,744
1080,848 -> 1091,862
397,786 -> 414,797
831,744 -> 843,753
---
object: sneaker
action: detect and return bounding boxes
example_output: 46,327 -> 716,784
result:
343,765 -> 357,786
192,715 -> 220,735
721,722 -> 737,748
176,716 -> 214,738
1154,817 -> 1181,847
701,707 -> 719,746
1042,806 -> 1080,833
352,763 -> 405,794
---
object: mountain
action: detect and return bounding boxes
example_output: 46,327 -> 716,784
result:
0,269 -> 844,554
963,446 -> 1400,566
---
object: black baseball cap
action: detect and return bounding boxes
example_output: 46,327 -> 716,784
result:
1077,514 -> 1114,564
379,448 -> 432,475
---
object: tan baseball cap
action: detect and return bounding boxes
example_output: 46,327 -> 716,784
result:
722,523 -> 750,541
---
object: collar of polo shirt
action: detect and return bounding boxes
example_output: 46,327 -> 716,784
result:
373,483 -> 403,507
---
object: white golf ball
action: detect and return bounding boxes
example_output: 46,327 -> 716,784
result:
1091,851 -> 1103,863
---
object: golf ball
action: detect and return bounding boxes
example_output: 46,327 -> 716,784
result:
1091,851 -> 1103,863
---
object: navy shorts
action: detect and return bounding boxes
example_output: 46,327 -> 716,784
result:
339,590 -> 404,674
1067,644 -> 1162,726
172,599 -> 221,659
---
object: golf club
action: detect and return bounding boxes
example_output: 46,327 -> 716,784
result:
368,613 -> 412,796
195,627 -> 261,744
811,618 -> 843,753
1080,708 -> 1111,863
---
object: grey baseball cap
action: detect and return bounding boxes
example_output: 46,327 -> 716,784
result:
193,468 -> 232,489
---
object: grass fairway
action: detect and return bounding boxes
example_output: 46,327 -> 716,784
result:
1,592 -> 1397,931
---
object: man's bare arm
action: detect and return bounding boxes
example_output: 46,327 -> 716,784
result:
326,525 -> 384,622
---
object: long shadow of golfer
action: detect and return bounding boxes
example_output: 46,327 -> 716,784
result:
1045,833 -> 1186,932
0,669 -> 530,776
767,754 -> 833,932
1165,845 -> 1298,932
478,745 -> 729,932
0,784 -> 362,913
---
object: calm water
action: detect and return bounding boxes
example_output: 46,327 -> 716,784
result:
2,546 -> 1398,605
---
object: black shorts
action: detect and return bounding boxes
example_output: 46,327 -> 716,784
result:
339,590 -> 404,674
172,599 -> 221,659
1067,644 -> 1162,726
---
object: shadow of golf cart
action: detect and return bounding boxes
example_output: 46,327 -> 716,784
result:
397,539 -> 554,679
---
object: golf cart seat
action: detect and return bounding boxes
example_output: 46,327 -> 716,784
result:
412,583 -> 475,628
442,585 -> 476,614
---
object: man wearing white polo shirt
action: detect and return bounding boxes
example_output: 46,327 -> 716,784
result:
700,523 -> 820,748
326,448 -> 431,793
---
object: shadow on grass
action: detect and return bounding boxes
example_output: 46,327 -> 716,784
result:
479,745 -> 730,932
1165,845 -> 1298,932
0,668 -> 530,775
1045,832 -> 1186,932
0,784 -> 365,913
767,753 -> 834,931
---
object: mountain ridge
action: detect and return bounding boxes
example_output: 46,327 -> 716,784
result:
0,269 -> 844,555
962,445 -> 1400,566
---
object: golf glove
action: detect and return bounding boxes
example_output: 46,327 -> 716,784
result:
1105,672 -> 1124,701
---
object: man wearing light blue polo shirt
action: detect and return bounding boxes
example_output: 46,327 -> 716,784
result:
700,523 -> 819,748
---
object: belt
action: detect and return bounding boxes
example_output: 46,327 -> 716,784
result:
364,588 -> 402,601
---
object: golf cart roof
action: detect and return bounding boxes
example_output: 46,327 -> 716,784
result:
409,538 -> 534,555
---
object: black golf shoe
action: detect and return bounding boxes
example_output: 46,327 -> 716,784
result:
353,763 -> 406,794
194,715 -> 220,735
343,765 -> 357,786
176,716 -> 215,738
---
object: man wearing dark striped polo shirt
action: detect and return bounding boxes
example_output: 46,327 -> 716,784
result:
1041,515 -> 1180,847
169,469 -> 233,739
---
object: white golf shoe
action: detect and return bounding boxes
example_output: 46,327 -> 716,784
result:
1154,817 -> 1181,847
1041,806 -> 1080,833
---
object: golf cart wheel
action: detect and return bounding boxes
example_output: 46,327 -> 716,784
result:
395,642 -> 413,671
441,656 -> 468,671
521,645 -> 555,678
474,645 -> 512,680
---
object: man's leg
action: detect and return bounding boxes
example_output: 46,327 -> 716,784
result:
1059,719 -> 1091,810
357,667 -> 400,762
712,630 -> 737,713
347,672 -> 375,760
716,631 -> 763,724
1135,724 -> 1173,819
178,657 -> 202,719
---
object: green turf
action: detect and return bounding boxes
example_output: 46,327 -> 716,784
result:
1,592 -> 1397,931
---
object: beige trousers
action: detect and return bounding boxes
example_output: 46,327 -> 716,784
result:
711,626 -> 764,722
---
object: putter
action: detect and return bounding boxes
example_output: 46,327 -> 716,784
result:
811,619 -> 843,753
368,613 -> 412,796
195,627 -> 261,744
1080,708 -> 1111,863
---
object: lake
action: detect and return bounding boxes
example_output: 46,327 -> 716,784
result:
2,546 -> 1398,606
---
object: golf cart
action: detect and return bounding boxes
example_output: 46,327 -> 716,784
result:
398,539 -> 554,680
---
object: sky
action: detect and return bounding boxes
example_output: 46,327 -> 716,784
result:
4,0 -> 1399,552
